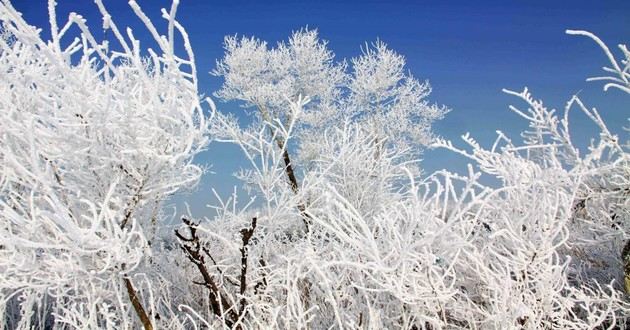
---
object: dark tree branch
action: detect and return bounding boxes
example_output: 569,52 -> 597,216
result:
120,179 -> 145,230
124,277 -> 154,330
238,217 -> 257,316
257,105 -> 311,232
254,258 -> 268,295
622,239 -> 630,294
175,217 -> 238,327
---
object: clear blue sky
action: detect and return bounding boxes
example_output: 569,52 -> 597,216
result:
14,0 -> 630,218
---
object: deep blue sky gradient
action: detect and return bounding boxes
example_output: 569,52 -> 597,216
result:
13,0 -> 630,218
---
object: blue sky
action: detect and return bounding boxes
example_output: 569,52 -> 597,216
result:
14,0 -> 630,218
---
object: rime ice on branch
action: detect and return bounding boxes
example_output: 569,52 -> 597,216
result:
0,0 -> 208,328
1,0 -> 629,328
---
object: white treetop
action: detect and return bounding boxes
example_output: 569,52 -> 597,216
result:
348,40 -> 448,148
213,29 -> 448,153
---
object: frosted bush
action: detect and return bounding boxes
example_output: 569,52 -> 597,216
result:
0,0 -> 208,328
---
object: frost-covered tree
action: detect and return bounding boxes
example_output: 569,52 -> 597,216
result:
1,0 -> 629,328
187,29 -> 629,329
212,29 -> 448,233
0,1 -> 208,328
213,31 -> 447,148
214,29 -> 446,176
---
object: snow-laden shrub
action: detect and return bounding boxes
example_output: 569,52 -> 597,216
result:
0,0 -> 208,328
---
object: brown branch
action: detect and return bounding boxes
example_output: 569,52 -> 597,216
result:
121,261 -> 153,330
175,217 -> 238,327
257,105 -> 311,231
278,139 -> 311,232
622,239 -> 630,294
254,258 -> 268,295
120,181 -> 145,230
279,145 -> 299,194
115,165 -> 153,330
119,164 -> 148,230
238,217 -> 257,316
124,277 -> 154,330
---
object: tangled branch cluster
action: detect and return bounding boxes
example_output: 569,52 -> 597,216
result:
0,1 -> 628,329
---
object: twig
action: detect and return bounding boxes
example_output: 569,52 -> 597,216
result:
238,217 -> 257,316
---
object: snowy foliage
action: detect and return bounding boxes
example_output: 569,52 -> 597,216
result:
199,26 -> 630,329
0,1 -> 628,329
0,0 -> 208,328
213,29 -> 448,159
